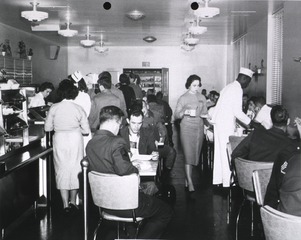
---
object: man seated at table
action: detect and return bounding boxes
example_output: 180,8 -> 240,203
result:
119,108 -> 176,183
264,117 -> 301,216
232,105 -> 299,164
86,105 -> 172,239
253,96 -> 273,129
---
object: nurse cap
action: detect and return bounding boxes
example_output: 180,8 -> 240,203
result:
71,70 -> 83,82
239,67 -> 254,78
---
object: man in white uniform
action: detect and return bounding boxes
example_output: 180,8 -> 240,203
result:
211,67 -> 254,187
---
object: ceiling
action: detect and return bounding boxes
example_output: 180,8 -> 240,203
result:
0,0 -> 286,47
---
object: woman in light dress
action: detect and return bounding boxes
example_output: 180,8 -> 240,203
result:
45,79 -> 90,212
174,75 -> 208,194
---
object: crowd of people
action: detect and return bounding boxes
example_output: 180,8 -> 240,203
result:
33,66 -> 300,238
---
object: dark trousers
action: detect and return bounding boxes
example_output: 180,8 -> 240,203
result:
158,145 -> 177,169
105,192 -> 173,239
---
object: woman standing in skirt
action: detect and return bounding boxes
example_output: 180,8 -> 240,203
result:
45,79 -> 90,212
174,75 -> 208,193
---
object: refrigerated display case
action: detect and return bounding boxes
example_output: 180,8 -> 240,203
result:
123,68 -> 169,102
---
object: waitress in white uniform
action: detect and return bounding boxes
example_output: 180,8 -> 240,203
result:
45,79 -> 90,212
211,68 -> 253,187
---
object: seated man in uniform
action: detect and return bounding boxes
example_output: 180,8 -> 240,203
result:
264,117 -> 301,216
232,105 -> 299,164
86,105 -> 172,239
119,108 -> 176,183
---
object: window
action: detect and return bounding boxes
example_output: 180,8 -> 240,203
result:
267,9 -> 283,105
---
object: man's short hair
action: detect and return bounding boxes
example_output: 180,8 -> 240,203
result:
254,96 -> 266,107
40,82 -> 54,92
98,76 -> 112,89
271,105 -> 289,127
99,106 -> 124,126
128,109 -> 144,120
119,73 -> 130,85
156,91 -> 163,99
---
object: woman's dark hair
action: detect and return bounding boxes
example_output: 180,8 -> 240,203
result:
76,79 -> 88,92
57,79 -> 79,101
185,74 -> 201,89
97,76 -> 112,89
39,82 -> 54,92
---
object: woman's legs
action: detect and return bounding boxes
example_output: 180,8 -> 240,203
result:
69,189 -> 78,205
60,189 -> 70,209
185,164 -> 194,191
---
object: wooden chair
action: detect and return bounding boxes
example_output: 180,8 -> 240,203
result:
253,168 -> 273,206
260,205 -> 301,240
234,157 -> 273,240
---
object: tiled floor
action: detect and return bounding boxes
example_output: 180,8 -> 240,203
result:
3,125 -> 265,240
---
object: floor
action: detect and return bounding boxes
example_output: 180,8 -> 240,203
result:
3,125 -> 266,240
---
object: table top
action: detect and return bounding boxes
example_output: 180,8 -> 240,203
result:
132,159 -> 158,177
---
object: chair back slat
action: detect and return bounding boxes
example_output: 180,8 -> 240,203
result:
253,168 -> 273,206
261,205 -> 301,240
88,171 -> 139,210
234,157 -> 273,192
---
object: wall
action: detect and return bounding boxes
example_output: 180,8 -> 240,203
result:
0,23 -> 68,88
282,2 -> 301,120
244,16 -> 268,98
67,45 -> 227,110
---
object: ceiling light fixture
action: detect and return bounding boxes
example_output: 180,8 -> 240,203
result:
193,0 -> 220,18
126,10 -> 145,21
184,32 -> 199,45
181,43 -> 195,52
21,2 -> 48,22
143,36 -> 157,43
58,9 -> 78,37
80,26 -> 95,47
95,41 -> 109,53
189,17 -> 207,35
58,22 -> 78,37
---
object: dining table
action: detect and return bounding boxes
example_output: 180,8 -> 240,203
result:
131,154 -> 160,177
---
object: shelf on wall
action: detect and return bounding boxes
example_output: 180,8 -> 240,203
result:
0,56 -> 32,85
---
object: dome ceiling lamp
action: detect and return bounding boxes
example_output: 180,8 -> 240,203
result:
80,26 -> 96,47
181,42 -> 195,52
189,17 -> 207,35
21,1 -> 48,22
193,0 -> 220,19
184,32 -> 199,45
58,10 -> 78,37
95,41 -> 109,53
126,10 -> 145,21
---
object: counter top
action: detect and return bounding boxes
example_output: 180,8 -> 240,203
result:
0,139 -> 52,178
